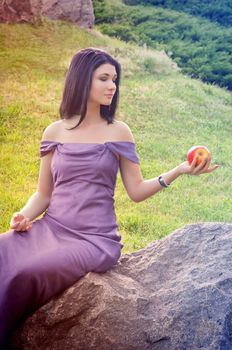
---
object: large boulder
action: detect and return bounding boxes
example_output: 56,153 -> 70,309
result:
10,223 -> 232,350
0,0 -> 41,24
41,0 -> 94,28
0,0 -> 94,27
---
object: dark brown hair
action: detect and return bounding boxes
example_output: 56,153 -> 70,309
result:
59,47 -> 121,129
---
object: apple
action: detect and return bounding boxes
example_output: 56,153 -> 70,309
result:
187,145 -> 211,166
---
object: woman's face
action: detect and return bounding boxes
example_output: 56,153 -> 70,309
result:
88,63 -> 117,106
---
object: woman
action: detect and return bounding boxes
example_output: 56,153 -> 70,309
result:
0,47 -> 219,349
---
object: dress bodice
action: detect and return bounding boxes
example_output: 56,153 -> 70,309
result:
40,141 -> 140,190
40,141 -> 140,233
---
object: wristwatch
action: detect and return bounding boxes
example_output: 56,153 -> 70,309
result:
158,175 -> 170,188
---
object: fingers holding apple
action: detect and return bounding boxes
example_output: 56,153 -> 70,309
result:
190,154 -> 209,175
186,145 -> 219,175
187,145 -> 211,166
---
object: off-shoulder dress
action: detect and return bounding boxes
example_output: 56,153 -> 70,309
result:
0,140 -> 140,348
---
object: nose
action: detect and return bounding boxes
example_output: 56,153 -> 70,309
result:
108,80 -> 116,90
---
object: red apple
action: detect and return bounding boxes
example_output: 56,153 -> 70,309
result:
187,145 -> 211,166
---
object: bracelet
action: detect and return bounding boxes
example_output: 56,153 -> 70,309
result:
158,175 -> 170,188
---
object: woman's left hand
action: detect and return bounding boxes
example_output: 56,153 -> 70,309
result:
178,154 -> 220,176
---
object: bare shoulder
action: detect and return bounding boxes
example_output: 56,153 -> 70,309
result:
41,120 -> 63,141
113,120 -> 135,143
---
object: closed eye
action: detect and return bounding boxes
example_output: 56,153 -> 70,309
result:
99,73 -> 117,81
100,78 -> 117,82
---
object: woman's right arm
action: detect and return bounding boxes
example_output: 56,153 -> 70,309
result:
10,152 -> 54,231
10,126 -> 56,231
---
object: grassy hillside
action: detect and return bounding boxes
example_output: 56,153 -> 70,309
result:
0,18 -> 231,253
93,0 -> 232,90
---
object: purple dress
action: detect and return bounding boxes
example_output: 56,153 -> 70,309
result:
0,141 -> 140,348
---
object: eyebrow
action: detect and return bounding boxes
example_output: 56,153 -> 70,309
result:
99,73 -> 117,78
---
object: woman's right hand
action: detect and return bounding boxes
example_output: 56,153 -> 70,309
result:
10,212 -> 32,232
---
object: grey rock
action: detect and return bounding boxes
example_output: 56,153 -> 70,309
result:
10,223 -> 232,350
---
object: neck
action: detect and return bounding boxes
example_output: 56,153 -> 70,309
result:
83,102 -> 103,126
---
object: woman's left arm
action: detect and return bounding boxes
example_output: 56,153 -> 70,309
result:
120,155 -> 219,203
118,122 -> 219,203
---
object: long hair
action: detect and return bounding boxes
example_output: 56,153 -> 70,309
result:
59,47 -> 121,129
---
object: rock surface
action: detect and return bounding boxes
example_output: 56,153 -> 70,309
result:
0,0 -> 41,24
10,223 -> 232,350
0,0 -> 94,27
42,0 -> 94,28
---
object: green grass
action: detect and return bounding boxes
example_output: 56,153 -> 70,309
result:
0,18 -> 231,253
